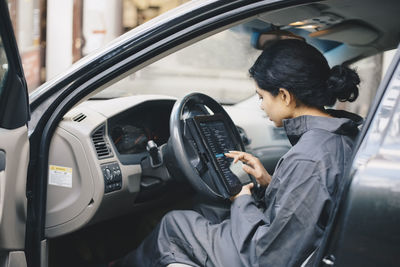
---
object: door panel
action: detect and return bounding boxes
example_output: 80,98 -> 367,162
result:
0,126 -> 29,250
0,126 -> 29,267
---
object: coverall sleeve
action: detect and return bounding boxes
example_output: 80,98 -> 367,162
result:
230,159 -> 330,267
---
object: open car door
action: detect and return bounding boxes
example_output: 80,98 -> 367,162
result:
0,1 -> 30,267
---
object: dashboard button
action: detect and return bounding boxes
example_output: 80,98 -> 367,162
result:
105,168 -> 113,181
102,162 -> 123,193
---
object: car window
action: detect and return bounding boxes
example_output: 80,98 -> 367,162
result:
0,35 -> 9,100
353,57 -> 400,167
95,25 -> 261,104
334,50 -> 396,118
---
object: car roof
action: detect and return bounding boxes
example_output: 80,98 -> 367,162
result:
255,0 -> 399,65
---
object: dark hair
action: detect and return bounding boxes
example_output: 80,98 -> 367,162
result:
249,39 -> 360,107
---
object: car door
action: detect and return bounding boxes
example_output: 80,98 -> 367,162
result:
0,1 -> 30,267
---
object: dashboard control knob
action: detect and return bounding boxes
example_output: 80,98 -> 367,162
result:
101,162 -> 122,193
105,168 -> 113,181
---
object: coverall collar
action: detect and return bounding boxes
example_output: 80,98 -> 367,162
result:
283,109 -> 363,146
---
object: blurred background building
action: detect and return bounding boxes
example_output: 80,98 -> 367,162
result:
7,0 -> 187,91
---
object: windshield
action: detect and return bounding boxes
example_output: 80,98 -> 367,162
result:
95,25 -> 261,104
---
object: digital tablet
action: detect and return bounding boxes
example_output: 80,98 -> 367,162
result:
193,114 -> 252,195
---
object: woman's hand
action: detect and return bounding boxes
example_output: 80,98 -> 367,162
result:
225,151 -> 271,187
230,183 -> 253,201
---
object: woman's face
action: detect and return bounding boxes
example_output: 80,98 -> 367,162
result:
256,86 -> 292,127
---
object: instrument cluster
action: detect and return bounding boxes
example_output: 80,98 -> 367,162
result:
109,100 -> 174,155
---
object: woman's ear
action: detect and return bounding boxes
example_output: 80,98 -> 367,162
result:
279,88 -> 293,106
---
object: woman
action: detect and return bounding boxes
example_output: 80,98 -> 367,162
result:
115,39 -> 362,267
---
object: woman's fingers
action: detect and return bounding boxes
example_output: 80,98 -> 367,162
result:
224,152 -> 238,163
242,161 -> 271,187
242,163 -> 256,176
225,151 -> 254,164
226,152 -> 261,168
224,152 -> 237,159
230,183 -> 253,201
225,151 -> 240,160
225,152 -> 242,163
225,151 -> 271,187
244,182 -> 254,190
242,164 -> 262,181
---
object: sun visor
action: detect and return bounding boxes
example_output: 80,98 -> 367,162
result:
309,21 -> 379,46
258,5 -> 321,26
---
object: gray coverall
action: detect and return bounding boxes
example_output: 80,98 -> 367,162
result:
118,110 -> 362,267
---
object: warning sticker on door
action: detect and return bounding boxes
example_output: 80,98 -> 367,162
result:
49,165 -> 72,188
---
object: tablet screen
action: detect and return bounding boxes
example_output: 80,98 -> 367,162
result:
196,117 -> 251,187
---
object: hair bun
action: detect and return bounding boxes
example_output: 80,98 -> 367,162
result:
326,65 -> 360,103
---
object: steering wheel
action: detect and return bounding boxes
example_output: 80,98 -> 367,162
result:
165,92 -> 246,200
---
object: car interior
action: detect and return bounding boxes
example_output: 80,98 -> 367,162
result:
42,0 -> 399,266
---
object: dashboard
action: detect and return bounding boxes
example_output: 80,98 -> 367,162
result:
45,95 -> 176,238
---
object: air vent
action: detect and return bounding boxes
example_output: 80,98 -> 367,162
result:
72,113 -> 86,122
91,125 -> 112,159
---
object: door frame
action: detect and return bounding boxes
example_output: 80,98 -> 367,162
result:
0,1 -> 30,266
